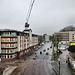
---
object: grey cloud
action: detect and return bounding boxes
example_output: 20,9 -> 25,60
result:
0,0 -> 75,35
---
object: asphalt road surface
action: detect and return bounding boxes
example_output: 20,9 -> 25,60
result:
22,42 -> 56,75
11,42 -> 56,75
11,42 -> 75,75
22,42 -> 55,75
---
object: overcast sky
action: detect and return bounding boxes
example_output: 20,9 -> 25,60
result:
0,0 -> 75,35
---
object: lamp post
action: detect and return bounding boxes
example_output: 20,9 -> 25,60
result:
58,58 -> 61,75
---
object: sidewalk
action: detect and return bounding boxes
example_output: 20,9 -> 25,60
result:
3,66 -> 17,75
11,59 -> 32,75
51,50 -> 73,75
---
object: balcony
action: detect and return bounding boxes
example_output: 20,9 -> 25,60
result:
1,35 -> 17,38
1,41 -> 17,43
1,46 -> 17,49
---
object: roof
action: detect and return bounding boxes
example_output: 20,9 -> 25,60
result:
0,29 -> 20,32
0,29 -> 29,35
32,34 -> 38,37
23,29 -> 32,32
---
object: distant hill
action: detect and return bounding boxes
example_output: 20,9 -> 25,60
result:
60,25 -> 75,32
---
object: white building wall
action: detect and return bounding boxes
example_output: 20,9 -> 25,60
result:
0,36 -> 1,53
23,30 -> 32,47
23,36 -> 24,50
17,36 -> 20,51
26,39 -> 27,49
30,31 -> 32,47
45,35 -> 49,42
69,31 -> 75,42
32,36 -> 38,46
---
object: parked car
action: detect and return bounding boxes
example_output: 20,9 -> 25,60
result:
50,46 -> 52,48
46,52 -> 49,55
47,48 -> 49,50
58,49 -> 62,53
43,50 -> 46,52
40,51 -> 42,54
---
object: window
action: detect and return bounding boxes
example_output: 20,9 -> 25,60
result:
11,32 -> 16,36
2,55 -> 6,58
6,44 -> 9,47
10,55 -> 12,58
5,32 -> 9,36
10,49 -> 12,53
1,38 -> 4,41
7,55 -> 9,58
25,50 -> 26,53
2,44 -> 4,47
7,49 -> 9,53
10,43 -> 14,47
2,49 -> 6,53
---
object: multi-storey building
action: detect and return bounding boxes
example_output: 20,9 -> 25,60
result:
0,29 -> 38,60
32,34 -> 38,46
54,32 -> 69,41
23,29 -> 33,47
69,31 -> 75,42
54,31 -> 75,42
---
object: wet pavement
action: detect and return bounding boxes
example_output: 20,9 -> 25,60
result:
23,42 -> 56,75
11,42 -> 57,75
11,42 -> 75,75
51,50 -> 75,75
59,50 -> 75,75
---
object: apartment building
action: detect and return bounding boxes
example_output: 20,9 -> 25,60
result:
32,34 -> 38,46
0,29 -> 38,60
23,29 -> 33,47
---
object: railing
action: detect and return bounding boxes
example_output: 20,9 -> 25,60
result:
1,46 -> 17,48
1,41 -> 17,43
1,35 -> 17,37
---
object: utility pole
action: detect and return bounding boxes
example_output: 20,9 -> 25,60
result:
58,58 -> 61,75
56,35 -> 58,56
52,35 -> 55,60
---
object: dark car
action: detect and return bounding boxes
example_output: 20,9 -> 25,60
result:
46,52 -> 49,55
40,51 -> 42,54
58,49 -> 62,53
43,50 -> 46,52
47,48 -> 49,50
50,46 -> 52,48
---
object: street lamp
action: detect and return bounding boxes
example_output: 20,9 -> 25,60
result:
58,58 -> 61,75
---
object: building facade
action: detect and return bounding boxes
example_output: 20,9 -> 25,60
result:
54,32 -> 69,41
0,29 -> 38,60
54,31 -> 75,42
43,34 -> 50,42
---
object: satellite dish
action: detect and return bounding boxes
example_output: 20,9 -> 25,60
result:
25,22 -> 29,28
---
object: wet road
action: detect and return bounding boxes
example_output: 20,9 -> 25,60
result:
11,42 -> 75,75
22,42 -> 56,75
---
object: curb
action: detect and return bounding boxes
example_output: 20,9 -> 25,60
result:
52,68 -> 59,75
